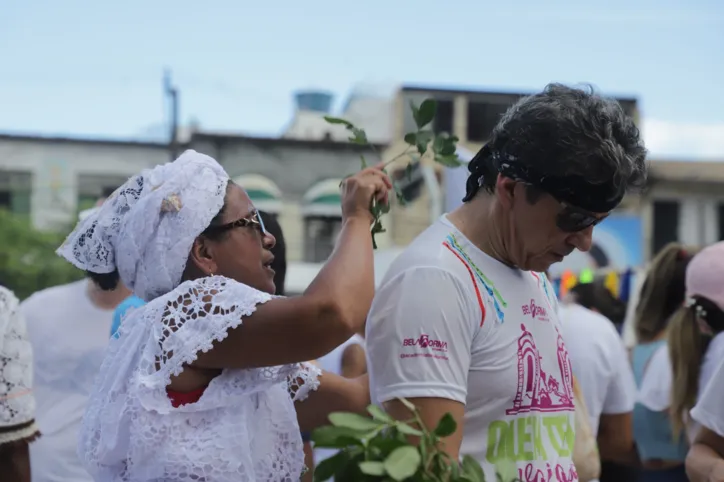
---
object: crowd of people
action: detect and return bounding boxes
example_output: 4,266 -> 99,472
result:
0,83 -> 723,482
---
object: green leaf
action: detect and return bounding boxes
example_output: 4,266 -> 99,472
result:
328,412 -> 385,432
414,99 -> 437,129
359,461 -> 387,476
379,200 -> 391,215
461,455 -> 486,482
393,183 -> 406,205
323,116 -> 354,127
371,221 -> 386,235
313,450 -> 349,482
349,127 -> 368,145
414,130 -> 433,155
359,155 -> 368,169
433,133 -> 458,157
404,132 -> 417,146
369,436 -> 407,455
396,422 -> 423,437
404,163 -> 414,181
409,101 -> 420,127
434,413 -> 457,437
383,446 -> 422,481
434,153 -> 463,168
310,425 -> 365,448
367,404 -> 394,423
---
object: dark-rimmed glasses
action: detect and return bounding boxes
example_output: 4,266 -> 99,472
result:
556,202 -> 607,233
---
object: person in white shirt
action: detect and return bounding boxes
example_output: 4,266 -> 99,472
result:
366,83 -> 648,481
21,204 -> 133,482
559,285 -> 638,480
686,357 -> 724,482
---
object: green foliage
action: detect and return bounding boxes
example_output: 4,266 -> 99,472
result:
311,399 -> 521,482
0,209 -> 83,300
325,98 -> 463,249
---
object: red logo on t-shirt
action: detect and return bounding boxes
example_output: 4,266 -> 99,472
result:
402,334 -> 448,352
521,299 -> 549,321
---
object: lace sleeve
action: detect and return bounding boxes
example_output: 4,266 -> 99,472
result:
138,275 -> 273,389
287,362 -> 322,402
0,286 -> 39,444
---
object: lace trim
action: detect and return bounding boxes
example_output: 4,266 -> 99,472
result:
288,362 -> 322,402
0,422 -> 39,446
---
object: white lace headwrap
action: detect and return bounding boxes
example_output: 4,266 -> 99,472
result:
0,285 -> 39,445
57,150 -> 229,301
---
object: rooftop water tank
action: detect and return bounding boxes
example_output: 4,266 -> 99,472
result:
294,90 -> 334,113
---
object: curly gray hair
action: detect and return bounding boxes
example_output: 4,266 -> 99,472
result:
464,83 -> 648,203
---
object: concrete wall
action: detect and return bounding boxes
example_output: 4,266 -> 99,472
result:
0,137 -> 167,229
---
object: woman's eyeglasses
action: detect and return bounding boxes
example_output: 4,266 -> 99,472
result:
203,209 -> 268,236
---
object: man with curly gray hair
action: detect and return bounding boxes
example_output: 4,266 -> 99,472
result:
366,84 -> 648,481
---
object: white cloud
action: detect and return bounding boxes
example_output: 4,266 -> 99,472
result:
642,118 -> 724,160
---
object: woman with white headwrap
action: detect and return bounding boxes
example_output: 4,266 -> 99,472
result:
57,150 -> 392,482
0,285 -> 39,482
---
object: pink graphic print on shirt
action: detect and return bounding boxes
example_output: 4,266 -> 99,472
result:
506,323 -> 575,415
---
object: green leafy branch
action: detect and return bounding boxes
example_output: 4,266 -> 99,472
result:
325,99 -> 463,249
311,398 -> 521,482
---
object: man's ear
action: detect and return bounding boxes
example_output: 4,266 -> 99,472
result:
495,175 -> 517,209
188,237 -> 218,276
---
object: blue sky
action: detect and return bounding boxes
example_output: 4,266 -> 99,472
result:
1,0 -> 723,159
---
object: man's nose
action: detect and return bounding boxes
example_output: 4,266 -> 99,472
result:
568,225 -> 594,252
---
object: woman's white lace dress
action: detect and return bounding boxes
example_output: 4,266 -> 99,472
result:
0,285 -> 38,445
77,276 -> 321,481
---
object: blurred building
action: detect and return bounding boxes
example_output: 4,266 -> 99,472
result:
0,134 -> 167,230
1,83 -> 723,279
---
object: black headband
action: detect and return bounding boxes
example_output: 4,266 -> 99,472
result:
469,148 -> 625,213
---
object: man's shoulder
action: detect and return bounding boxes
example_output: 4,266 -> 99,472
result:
559,304 -> 622,346
383,222 -> 472,285
21,280 -> 85,312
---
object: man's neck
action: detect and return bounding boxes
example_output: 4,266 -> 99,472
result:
447,197 -> 515,268
85,279 -> 132,310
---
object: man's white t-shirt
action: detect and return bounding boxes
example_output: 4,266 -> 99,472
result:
21,280 -> 116,482
691,355 -> 724,438
366,216 -> 577,481
558,303 -> 636,436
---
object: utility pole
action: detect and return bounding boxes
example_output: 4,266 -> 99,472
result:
164,69 -> 179,161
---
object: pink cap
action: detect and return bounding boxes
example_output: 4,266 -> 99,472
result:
686,241 -> 724,311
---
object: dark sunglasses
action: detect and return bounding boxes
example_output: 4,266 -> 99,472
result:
203,209 -> 268,236
556,202 -> 607,233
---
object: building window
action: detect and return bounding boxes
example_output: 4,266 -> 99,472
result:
467,102 -> 510,142
652,200 -> 679,256
433,99 -> 454,135
77,175 -> 127,213
304,216 -> 342,263
0,171 -> 32,215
